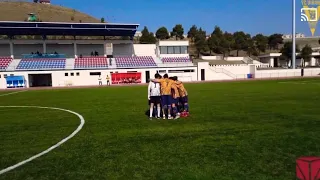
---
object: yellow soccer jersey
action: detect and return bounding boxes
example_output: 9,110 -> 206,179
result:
171,83 -> 180,99
176,81 -> 188,97
158,78 -> 174,95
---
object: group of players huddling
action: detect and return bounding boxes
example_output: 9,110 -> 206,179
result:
148,73 -> 189,120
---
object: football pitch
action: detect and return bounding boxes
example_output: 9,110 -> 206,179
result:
0,78 -> 320,180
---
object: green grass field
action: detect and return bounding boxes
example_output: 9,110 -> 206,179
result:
0,78 -> 320,180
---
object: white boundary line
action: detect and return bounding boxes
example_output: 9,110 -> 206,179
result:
0,90 -> 28,97
278,81 -> 320,85
0,91 -> 85,175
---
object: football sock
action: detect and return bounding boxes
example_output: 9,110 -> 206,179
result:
173,106 -> 177,115
162,106 -> 166,118
157,106 -> 161,117
153,106 -> 157,117
184,104 -> 189,112
149,106 -> 153,117
168,106 -> 171,117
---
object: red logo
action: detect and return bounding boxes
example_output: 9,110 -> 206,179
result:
296,156 -> 320,180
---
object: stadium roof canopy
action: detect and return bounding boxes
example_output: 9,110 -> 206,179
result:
0,21 -> 139,37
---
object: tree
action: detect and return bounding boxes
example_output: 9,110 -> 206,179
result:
194,28 -> 207,57
206,26 -> 224,55
268,34 -> 283,50
187,25 -> 198,42
246,35 -> 258,57
253,34 -> 268,54
139,26 -> 156,44
148,33 -> 157,44
233,31 -> 247,56
206,36 -> 214,55
280,42 -> 300,67
155,27 -> 169,40
211,26 -> 223,39
219,36 -> 230,57
223,32 -> 235,56
300,44 -> 312,67
171,24 -> 184,40
101,17 -> 105,23
33,0 -> 38,3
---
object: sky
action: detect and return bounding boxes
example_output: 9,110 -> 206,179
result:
51,0 -> 315,36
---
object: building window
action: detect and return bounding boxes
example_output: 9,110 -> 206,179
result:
4,74 -> 7,78
174,46 -> 181,54
65,73 -> 68,76
168,69 -> 195,73
167,46 -> 174,54
181,46 -> 188,54
160,46 -> 167,54
71,73 -> 74,76
90,72 -> 101,76
76,72 -> 80,76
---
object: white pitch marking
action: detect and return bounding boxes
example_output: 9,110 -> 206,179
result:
278,81 -> 320,85
0,90 -> 28,97
278,82 -> 307,84
0,92 -> 85,175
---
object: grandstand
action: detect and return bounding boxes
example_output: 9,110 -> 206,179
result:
0,57 -> 12,70
0,21 -> 320,89
115,56 -> 157,68
74,57 -> 108,69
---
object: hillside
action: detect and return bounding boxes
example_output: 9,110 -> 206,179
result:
0,1 -> 100,23
285,37 -> 320,48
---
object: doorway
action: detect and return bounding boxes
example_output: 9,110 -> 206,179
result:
201,69 -> 205,81
28,74 -> 52,87
145,71 -> 150,83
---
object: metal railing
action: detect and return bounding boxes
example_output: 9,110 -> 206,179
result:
22,54 -> 66,59
209,65 -> 237,79
243,57 -> 254,64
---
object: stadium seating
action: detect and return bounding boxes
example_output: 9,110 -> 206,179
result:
161,57 -> 191,63
115,56 -> 157,68
0,57 -> 13,70
74,57 -> 108,69
16,58 -> 66,70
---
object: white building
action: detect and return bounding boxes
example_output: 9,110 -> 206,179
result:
39,0 -> 51,4
258,52 -> 320,68
282,33 -> 306,39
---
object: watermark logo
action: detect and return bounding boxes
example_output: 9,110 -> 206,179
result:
301,8 -> 318,21
301,0 -> 320,36
296,156 -> 320,180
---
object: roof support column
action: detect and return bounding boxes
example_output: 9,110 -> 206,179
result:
130,36 -> 134,56
74,41 -> 77,58
42,35 -> 47,54
9,36 -> 14,59
104,42 -> 107,57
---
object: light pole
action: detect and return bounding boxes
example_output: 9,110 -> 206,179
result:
292,0 -> 296,69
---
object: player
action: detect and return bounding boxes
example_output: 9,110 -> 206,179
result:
173,76 -> 189,117
106,75 -> 110,86
98,75 -> 102,85
170,77 -> 180,119
148,73 -> 161,120
150,73 -> 174,119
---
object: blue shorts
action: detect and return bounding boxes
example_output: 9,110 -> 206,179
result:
181,96 -> 188,104
161,95 -> 172,106
172,98 -> 178,105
